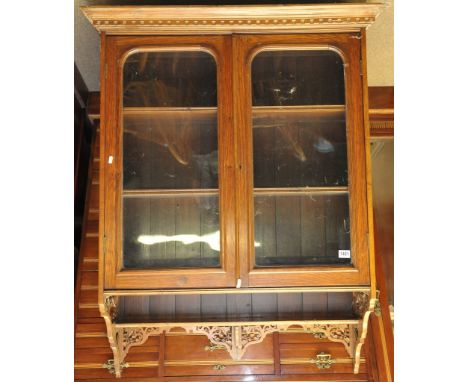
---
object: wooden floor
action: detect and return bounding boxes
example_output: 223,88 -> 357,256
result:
74,130 -> 375,382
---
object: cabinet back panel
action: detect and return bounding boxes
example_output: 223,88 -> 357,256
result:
123,195 -> 220,268
117,292 -> 354,323
254,193 -> 351,266
123,114 -> 219,189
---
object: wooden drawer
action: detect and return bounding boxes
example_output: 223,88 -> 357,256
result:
164,363 -> 274,377
165,333 -> 274,361
280,340 -> 351,359
281,362 -> 366,375
279,332 -> 366,375
75,366 -> 159,379
164,333 -> 274,376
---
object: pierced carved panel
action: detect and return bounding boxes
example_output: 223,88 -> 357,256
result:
187,325 -> 280,360
237,325 -> 279,359
117,327 -> 163,360
302,323 -> 354,358
241,325 -> 278,348
188,326 -> 233,356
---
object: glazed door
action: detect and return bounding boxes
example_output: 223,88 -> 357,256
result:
234,34 -> 370,287
103,36 -> 236,289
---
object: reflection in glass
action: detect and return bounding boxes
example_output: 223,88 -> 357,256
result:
124,196 -> 220,269
122,50 -> 221,269
252,50 -> 347,188
252,50 -> 344,107
253,108 -> 347,187
123,51 -> 218,190
138,230 -> 221,251
251,50 -> 351,267
123,111 -> 218,189
123,51 -> 217,107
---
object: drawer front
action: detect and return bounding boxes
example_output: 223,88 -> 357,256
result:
75,366 -> 159,380
165,333 -> 274,361
164,364 -> 274,376
279,332 -> 366,375
280,341 -> 351,359
281,363 -> 366,375
279,332 -> 353,346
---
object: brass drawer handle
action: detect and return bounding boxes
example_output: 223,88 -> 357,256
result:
102,359 -> 129,374
204,343 -> 224,352
212,364 -> 226,371
313,352 -> 335,369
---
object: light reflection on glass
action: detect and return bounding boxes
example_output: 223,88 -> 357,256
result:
137,231 -> 261,252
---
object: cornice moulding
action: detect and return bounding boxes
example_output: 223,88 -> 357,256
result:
81,4 -> 385,35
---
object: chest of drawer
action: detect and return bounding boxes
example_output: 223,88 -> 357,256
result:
164,362 -> 274,376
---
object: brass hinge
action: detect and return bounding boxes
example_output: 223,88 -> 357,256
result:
313,352 -> 335,370
360,59 -> 363,76
366,231 -> 370,254
374,289 -> 382,316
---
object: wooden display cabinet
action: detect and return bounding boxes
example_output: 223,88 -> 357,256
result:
82,3 -> 384,378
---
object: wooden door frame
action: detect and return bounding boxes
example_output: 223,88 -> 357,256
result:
233,33 -> 371,287
101,35 -> 237,289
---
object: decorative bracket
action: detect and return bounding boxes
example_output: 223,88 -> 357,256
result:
116,327 -> 163,361
100,296 -> 124,377
351,291 -> 380,373
302,323 -> 355,358
187,324 -> 280,360
100,327 -> 163,377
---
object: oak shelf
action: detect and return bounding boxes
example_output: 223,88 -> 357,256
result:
123,105 -> 345,124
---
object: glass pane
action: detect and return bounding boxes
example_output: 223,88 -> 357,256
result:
253,109 -> 347,187
252,50 -> 344,107
122,50 -> 220,270
123,110 -> 218,189
123,51 -> 217,107
254,193 -> 350,267
123,195 -> 220,269
251,49 -> 350,267
123,51 -> 218,189
252,50 -> 347,188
